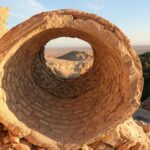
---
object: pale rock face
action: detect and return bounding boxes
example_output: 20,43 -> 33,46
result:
14,143 -> 31,150
45,51 -> 93,79
0,8 -> 149,150
0,7 -> 9,38
98,118 -> 150,149
137,121 -> 150,138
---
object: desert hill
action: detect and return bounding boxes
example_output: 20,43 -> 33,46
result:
45,50 -> 93,79
57,50 -> 93,61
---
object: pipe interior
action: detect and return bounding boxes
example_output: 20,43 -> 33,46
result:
2,27 -> 127,143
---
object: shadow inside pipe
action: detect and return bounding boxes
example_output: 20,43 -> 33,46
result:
1,36 -> 99,144
1,27 -> 124,144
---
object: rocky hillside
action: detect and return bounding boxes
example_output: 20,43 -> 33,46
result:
57,50 -> 93,61
140,52 -> 150,101
46,50 -> 93,79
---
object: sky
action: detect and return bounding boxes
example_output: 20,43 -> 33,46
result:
0,0 -> 150,46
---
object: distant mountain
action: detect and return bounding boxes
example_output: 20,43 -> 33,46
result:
45,47 -> 92,57
44,46 -> 150,56
45,50 -> 93,79
57,50 -> 93,61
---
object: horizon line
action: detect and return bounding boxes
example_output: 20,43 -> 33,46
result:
46,45 -> 150,48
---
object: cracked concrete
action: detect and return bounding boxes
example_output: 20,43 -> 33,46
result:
0,8 -> 148,150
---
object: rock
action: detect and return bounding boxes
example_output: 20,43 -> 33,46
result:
89,142 -> 114,150
3,126 -> 8,131
14,143 -> 31,150
9,132 -> 20,144
133,108 -> 150,122
89,118 -> 150,150
21,139 -> 32,148
81,144 -> 89,150
3,135 -> 11,145
37,147 -> 46,150
141,97 -> 150,111
0,144 -> 13,150
137,121 -> 150,137
0,137 -> 3,147
0,123 -> 3,132
130,142 -> 148,150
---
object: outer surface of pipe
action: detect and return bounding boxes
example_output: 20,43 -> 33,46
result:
0,10 -> 143,149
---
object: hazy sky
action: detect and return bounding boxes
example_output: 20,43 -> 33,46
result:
1,0 -> 150,46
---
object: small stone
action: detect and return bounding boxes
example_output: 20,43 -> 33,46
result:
9,132 -> 20,144
82,144 -> 89,150
14,143 -> 31,150
3,126 -> 8,131
21,139 -> 32,148
0,123 -> 3,132
3,135 -> 11,144
1,143 -> 12,150
0,137 -> 3,147
37,147 -> 46,150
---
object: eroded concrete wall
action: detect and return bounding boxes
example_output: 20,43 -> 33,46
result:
0,9 -> 149,150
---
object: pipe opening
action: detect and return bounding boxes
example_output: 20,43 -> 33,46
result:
1,27 -> 127,144
0,10 -> 143,148
44,37 -> 94,79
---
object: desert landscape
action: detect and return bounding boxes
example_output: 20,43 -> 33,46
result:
0,6 -> 150,150
44,49 -> 93,79
134,46 -> 150,55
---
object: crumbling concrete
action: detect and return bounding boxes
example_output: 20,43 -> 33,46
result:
0,9 -> 149,150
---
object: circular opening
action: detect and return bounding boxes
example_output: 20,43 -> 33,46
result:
0,10 -> 140,147
44,37 -> 94,79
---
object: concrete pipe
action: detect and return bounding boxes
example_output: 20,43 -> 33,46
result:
0,10 -> 143,149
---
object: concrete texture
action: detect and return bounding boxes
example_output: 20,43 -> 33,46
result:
0,9 -> 147,150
